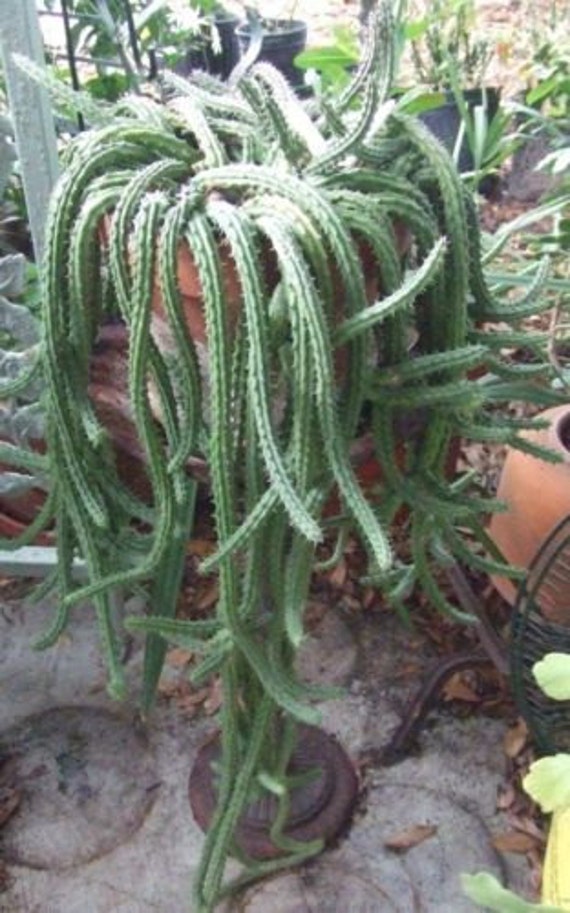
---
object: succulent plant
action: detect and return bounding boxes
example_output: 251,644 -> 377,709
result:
11,4 -> 565,909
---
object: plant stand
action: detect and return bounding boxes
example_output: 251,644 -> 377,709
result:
382,532 -> 570,762
381,562 -> 510,763
510,515 -> 570,755
189,725 -> 358,860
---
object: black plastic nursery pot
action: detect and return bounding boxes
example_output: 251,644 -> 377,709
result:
176,11 -> 241,81
236,18 -> 308,91
419,87 -> 500,192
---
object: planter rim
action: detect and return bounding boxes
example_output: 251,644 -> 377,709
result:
210,9 -> 240,25
550,406 -> 570,463
442,85 -> 501,103
425,86 -> 501,108
236,18 -> 308,39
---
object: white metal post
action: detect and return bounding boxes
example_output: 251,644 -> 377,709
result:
0,4 -> 61,581
0,0 -> 59,262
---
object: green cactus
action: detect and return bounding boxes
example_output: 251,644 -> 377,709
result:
17,4 -> 564,909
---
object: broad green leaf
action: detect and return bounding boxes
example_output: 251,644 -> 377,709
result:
294,46 -> 358,72
400,91 -> 446,116
526,75 -> 561,106
461,872 -> 565,912
523,754 -> 570,813
533,654 -> 570,700
404,18 -> 428,40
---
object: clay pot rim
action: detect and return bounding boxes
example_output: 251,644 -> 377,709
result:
552,408 -> 570,462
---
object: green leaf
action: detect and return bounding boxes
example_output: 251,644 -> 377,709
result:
84,72 -> 130,103
533,654 -> 570,701
526,75 -> 563,107
523,754 -> 570,813
404,18 -> 429,40
294,46 -> 358,72
461,872 -> 565,912
399,90 -> 446,116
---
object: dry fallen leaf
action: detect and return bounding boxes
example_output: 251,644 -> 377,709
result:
506,814 -> 546,843
176,686 -> 212,716
157,679 -> 181,698
392,661 -> 422,682
204,677 -> 223,715
343,595 -> 363,612
503,718 -> 529,758
384,823 -> 438,852
304,600 -> 328,629
187,539 -> 215,558
491,830 -> 540,854
166,647 -> 194,669
195,583 -> 219,612
442,672 -> 480,703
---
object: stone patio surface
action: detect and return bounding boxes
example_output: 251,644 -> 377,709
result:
0,586 -> 530,913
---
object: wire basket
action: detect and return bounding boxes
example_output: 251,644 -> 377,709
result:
510,515 -> 570,755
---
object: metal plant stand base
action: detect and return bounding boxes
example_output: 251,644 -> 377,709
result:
189,725 -> 359,860
383,525 -> 570,762
382,563 -> 510,763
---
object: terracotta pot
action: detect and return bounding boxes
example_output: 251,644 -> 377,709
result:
151,238 -> 244,348
152,233 -> 388,353
98,214 -> 245,351
101,209 -> 409,353
323,416 -> 461,521
0,323 -> 159,544
0,502 -> 54,545
0,438 -> 47,528
99,216 -> 413,482
88,321 -> 155,503
89,322 -> 209,489
0,425 -> 53,543
488,404 -> 570,621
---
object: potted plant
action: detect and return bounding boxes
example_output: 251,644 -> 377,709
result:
488,403 -> 570,620
235,5 -> 308,91
409,0 -> 492,95
13,3 -> 566,910
293,24 -> 360,94
42,0 -> 241,101
406,0 -> 502,186
508,22 -> 570,204
153,0 -> 241,81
